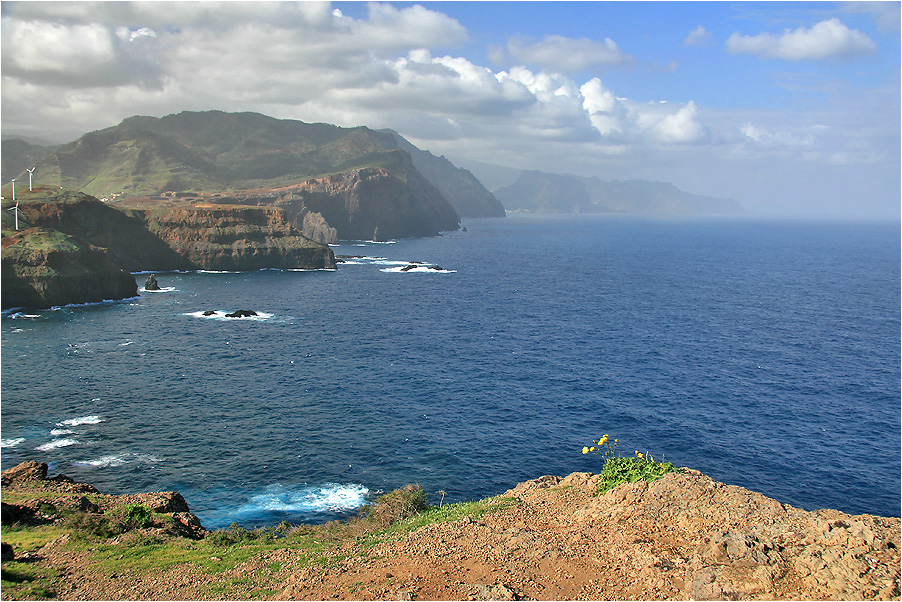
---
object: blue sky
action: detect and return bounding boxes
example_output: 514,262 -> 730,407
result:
2,1 -> 899,218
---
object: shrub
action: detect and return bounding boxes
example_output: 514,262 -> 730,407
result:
358,484 -> 427,528
582,434 -> 682,494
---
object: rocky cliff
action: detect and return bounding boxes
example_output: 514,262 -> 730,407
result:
382,129 -> 506,218
1,227 -> 138,310
211,152 -> 461,242
17,190 -> 191,271
1,462 -> 897,600
10,189 -> 334,272
139,203 -> 335,271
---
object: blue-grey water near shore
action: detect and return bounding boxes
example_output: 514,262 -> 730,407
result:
2,214 -> 899,528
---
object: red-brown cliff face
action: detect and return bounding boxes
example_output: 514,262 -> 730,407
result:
139,203 -> 335,271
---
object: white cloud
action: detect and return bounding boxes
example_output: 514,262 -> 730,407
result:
506,34 -> 629,72
726,18 -> 877,61
684,25 -> 713,47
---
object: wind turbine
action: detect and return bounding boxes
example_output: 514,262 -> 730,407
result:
26,167 -> 35,191
10,179 -> 18,230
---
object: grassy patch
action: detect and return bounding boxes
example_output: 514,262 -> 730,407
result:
1,562 -> 58,600
1,524 -> 69,555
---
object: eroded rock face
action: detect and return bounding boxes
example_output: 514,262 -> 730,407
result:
281,160 -> 460,241
141,203 -> 335,271
1,227 -> 138,310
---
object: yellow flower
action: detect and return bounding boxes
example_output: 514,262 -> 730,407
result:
637,452 -> 644,459
582,446 -> 589,454
590,447 -> 595,451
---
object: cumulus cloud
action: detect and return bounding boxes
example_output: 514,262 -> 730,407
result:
726,18 -> 876,60
684,25 -> 713,47
506,34 -> 630,73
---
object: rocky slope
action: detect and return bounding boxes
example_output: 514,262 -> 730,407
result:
15,190 -> 191,271
9,188 -> 334,273
9,110 -> 509,240
382,129 -> 506,218
1,227 -> 138,310
140,202 -> 335,271
1,461 -> 897,601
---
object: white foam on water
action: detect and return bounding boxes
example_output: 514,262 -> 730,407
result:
35,438 -> 78,451
139,286 -> 177,293
57,415 -> 103,427
50,429 -> 74,436
183,310 -> 276,322
1,438 -> 26,448
73,455 -> 127,468
237,483 -> 370,515
118,340 -> 134,347
380,265 -> 456,274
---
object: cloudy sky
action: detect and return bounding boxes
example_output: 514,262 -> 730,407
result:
2,1 -> 899,218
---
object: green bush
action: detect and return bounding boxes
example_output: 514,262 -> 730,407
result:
358,484 -> 427,528
582,434 -> 683,494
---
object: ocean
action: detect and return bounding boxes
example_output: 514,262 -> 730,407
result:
2,214 -> 899,528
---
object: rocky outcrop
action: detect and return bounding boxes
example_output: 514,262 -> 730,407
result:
1,461 -> 205,540
1,227 -> 138,310
292,159 -> 460,240
140,203 -> 335,271
10,190 -> 335,272
17,190 -> 192,271
144,274 -> 161,290
279,470 -> 899,601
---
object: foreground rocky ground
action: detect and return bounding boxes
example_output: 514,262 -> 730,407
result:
1,461 -> 899,600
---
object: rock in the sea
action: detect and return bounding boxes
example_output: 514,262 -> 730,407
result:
144,274 -> 161,291
225,309 -> 258,318
203,310 -> 216,316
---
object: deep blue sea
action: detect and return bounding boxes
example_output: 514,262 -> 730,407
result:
2,214 -> 899,528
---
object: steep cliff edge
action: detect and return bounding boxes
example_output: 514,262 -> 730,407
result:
140,203 -> 335,271
213,152 -> 461,242
1,227 -> 138,310
10,189 -> 334,272
1,463 -> 897,600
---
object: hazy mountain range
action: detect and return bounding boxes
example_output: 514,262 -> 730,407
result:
3,110 -> 742,219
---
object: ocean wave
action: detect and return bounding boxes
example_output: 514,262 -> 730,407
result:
1,437 -> 26,448
35,438 -> 79,451
50,297 -> 139,310
236,483 -> 370,515
72,453 -> 160,468
56,415 -> 104,427
183,310 -> 276,322
139,286 -> 178,293
50,429 -> 74,436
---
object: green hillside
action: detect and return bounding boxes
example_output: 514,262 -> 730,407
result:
16,111 -> 413,198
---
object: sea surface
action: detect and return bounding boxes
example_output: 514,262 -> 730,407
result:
2,214 -> 899,528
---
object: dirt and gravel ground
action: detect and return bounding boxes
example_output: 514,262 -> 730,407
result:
3,464 -> 900,601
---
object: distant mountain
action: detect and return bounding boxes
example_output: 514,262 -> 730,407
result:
1,138 -> 55,184
381,130 -> 505,218
496,170 -> 743,215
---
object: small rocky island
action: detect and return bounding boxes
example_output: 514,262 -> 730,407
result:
1,460 -> 897,600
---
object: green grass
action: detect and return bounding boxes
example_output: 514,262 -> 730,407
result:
1,562 -> 59,600
597,455 -> 683,494
0,484 -> 519,600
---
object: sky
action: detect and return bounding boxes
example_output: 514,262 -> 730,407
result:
1,1 -> 899,218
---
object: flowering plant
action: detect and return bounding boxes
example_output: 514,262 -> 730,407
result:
582,435 -> 682,494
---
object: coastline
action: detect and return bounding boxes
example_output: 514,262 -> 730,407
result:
2,460 -> 899,600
